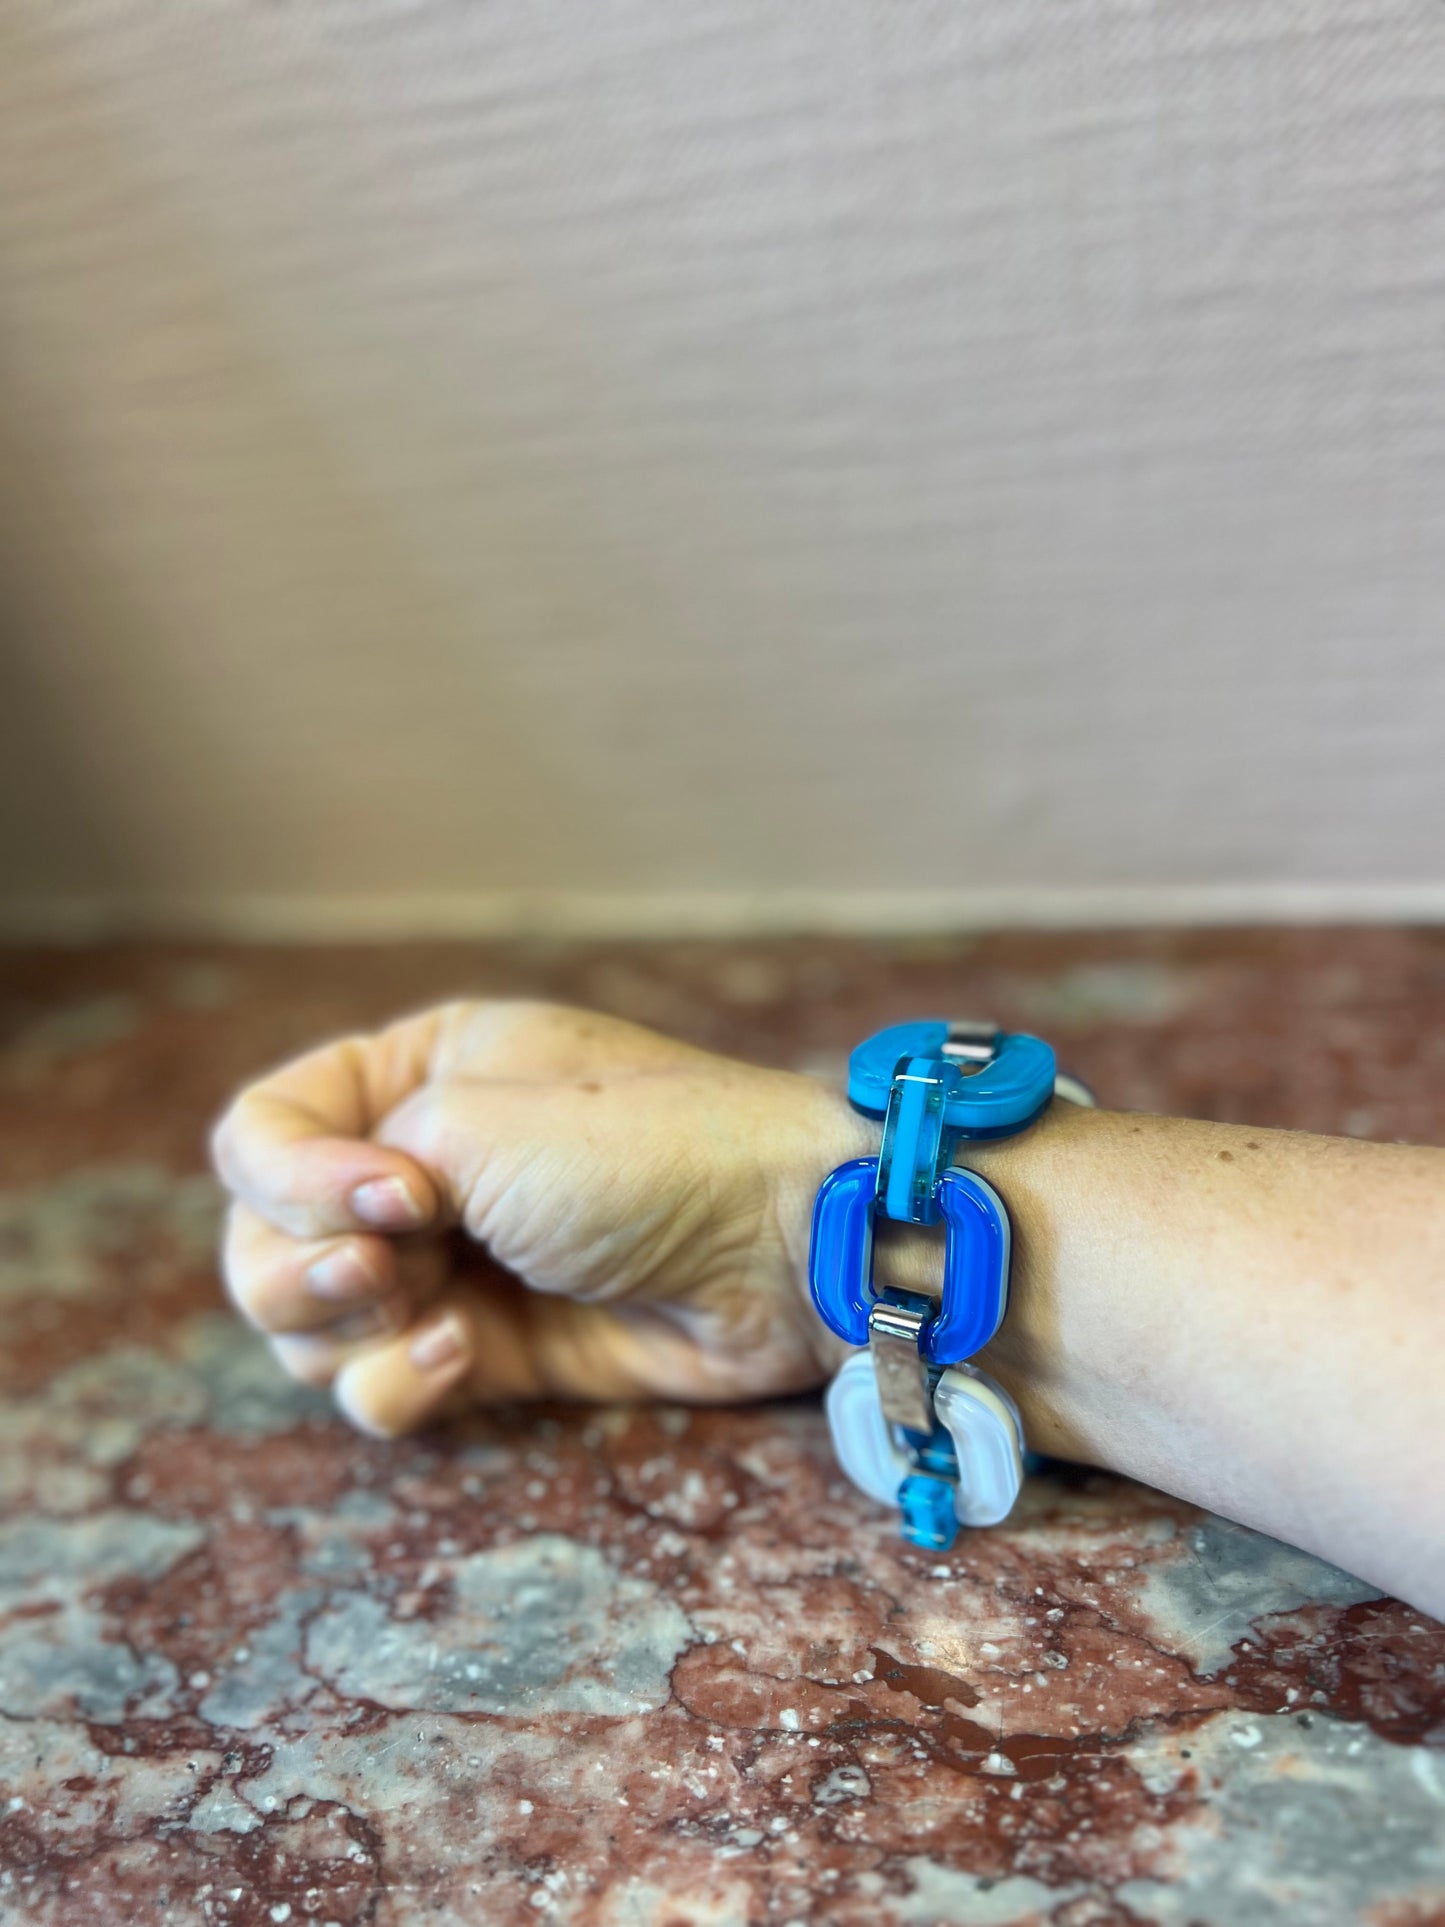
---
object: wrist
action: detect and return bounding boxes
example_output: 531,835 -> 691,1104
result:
958,1099 -> 1116,1462
782,1073 -> 1099,1411
794,1076 -> 1112,1459
774,1077 -> 879,1372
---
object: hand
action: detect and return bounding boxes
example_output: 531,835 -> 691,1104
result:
212,1002 -> 872,1436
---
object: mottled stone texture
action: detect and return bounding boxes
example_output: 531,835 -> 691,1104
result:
1,932 -> 1443,1927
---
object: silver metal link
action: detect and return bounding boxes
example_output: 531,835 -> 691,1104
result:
867,1297 -> 934,1433
941,1020 -> 1001,1066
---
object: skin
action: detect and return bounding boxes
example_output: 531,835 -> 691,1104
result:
213,1000 -> 1445,1617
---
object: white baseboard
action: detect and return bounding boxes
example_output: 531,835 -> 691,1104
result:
2,884 -> 1444,944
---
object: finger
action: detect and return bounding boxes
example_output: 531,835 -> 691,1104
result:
214,1002 -> 712,1243
270,1309 -> 416,1389
331,1279 -> 712,1438
333,1292 -> 477,1437
211,1021 -> 448,1238
221,1202 -> 448,1336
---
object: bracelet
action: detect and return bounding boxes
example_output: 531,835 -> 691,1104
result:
808,1021 -> 1092,1552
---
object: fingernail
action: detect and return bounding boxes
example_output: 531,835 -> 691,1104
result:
331,1298 -> 405,1343
306,1246 -> 376,1302
351,1175 -> 425,1229
409,1312 -> 467,1374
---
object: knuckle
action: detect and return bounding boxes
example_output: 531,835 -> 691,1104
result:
496,998 -> 572,1048
273,1338 -> 335,1390
208,1104 -> 242,1182
219,1211 -> 298,1333
210,1086 -> 270,1187
224,1276 -> 271,1331
218,1213 -> 260,1312
340,1395 -> 408,1441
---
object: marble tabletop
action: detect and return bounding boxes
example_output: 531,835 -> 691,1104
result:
1,932 -> 1442,1927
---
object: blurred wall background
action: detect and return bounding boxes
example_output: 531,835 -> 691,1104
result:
2,0 -> 1442,939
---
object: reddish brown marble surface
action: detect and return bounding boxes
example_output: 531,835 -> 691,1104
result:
1,931 -> 1443,1927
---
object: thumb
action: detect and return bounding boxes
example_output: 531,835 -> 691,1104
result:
211,1015 -> 447,1239
372,1073 -> 666,1279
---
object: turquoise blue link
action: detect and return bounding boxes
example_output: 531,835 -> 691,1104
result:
891,1302 -> 967,1552
807,1160 -> 1011,1365
876,1053 -> 961,1224
901,1398 -> 962,1484
848,1022 -> 1055,1138
898,1472 -> 958,1550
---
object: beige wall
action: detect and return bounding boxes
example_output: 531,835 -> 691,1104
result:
2,0 -> 1443,937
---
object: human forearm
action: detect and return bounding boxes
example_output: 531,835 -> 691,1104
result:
947,1105 -> 1445,1613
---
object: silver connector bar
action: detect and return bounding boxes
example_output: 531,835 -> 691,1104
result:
941,1020 -> 1000,1065
867,1297 -> 934,1434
